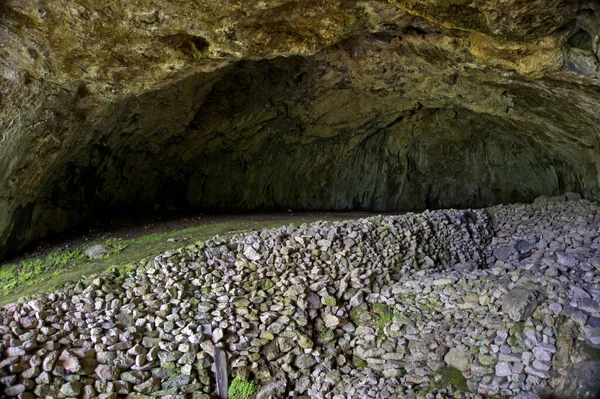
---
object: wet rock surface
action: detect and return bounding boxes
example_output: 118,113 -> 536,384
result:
1,199 -> 599,398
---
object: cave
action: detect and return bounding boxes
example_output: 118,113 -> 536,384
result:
1,1 -> 600,398
2,1 -> 600,259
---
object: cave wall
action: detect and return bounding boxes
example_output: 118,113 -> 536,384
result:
1,0 -> 600,258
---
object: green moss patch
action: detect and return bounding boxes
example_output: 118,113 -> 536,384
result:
0,216 -> 350,306
228,378 -> 257,399
430,366 -> 468,391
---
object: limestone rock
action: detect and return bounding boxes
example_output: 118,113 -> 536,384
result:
84,245 -> 111,259
59,381 -> 82,397
503,286 -> 545,322
444,348 -> 470,372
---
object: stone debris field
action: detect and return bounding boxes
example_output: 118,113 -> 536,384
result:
1,198 -> 599,399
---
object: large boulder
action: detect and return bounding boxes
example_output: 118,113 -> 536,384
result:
503,285 -> 546,322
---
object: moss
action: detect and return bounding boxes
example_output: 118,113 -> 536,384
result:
372,302 -> 390,315
228,378 -> 257,399
374,304 -> 394,329
0,249 -> 86,296
509,322 -> 525,335
430,366 -> 468,391
343,8 -> 372,33
320,329 -> 335,341
0,216 -> 345,306
322,295 -> 337,307
575,340 -> 600,362
297,332 -> 314,350
105,237 -> 128,252
352,356 -> 368,368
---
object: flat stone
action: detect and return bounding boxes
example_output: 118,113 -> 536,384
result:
516,239 -> 537,253
444,348 -> 470,372
532,360 -> 551,371
494,245 -> 515,261
5,347 -> 26,357
295,354 -> 317,369
533,347 -> 552,362
556,252 -> 577,268
562,305 -> 589,326
571,286 -> 592,300
4,384 -> 26,397
579,299 -> 600,314
589,317 -> 600,328
324,314 -> 340,328
582,325 -> 600,346
134,377 -> 160,394
525,366 -> 549,379
498,353 -> 521,363
60,381 -> 83,397
495,362 -> 512,377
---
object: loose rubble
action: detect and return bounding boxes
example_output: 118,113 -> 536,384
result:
1,199 -> 600,398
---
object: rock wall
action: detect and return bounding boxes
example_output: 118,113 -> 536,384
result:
1,0 -> 600,258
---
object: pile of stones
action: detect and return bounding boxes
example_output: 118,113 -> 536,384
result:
1,198 -> 599,398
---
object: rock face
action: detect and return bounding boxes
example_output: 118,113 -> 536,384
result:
1,0 -> 600,257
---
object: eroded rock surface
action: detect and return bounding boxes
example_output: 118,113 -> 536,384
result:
0,199 -> 599,398
1,0 -> 600,258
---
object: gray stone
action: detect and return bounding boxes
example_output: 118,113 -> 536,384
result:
532,347 -> 552,362
525,366 -> 549,379
324,314 -> 340,328
243,246 -> 261,262
503,286 -> 545,322
495,362 -> 512,377
556,252 -> 577,268
95,364 -> 120,381
444,348 -> 470,372
256,380 -> 287,399
582,325 -> 600,346
494,245 -> 515,261
60,381 -> 83,397
5,347 -> 26,357
58,350 -> 81,373
579,299 -> 600,314
4,384 -> 26,397
133,377 -> 160,394
84,244 -> 111,259
295,354 -> 317,369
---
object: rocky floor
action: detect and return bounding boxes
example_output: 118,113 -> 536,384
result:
1,198 -> 599,399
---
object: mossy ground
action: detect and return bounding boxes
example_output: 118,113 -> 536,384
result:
0,215 -> 352,306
